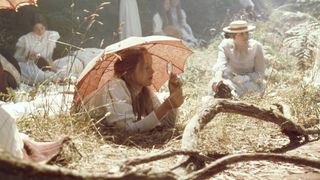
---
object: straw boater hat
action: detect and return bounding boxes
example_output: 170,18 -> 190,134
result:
223,20 -> 256,33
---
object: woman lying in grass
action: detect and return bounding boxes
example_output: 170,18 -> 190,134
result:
80,47 -> 184,133
0,106 -> 66,163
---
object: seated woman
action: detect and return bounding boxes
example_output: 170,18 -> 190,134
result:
0,106 -> 65,163
14,21 -> 83,84
153,0 -> 198,47
80,47 -> 184,133
208,20 -> 265,98
14,21 -> 60,84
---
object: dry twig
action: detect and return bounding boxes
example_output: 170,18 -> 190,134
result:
183,153 -> 320,180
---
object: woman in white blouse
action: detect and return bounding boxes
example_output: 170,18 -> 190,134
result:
14,22 -> 83,84
14,22 -> 61,84
82,47 -> 184,133
153,0 -> 198,47
208,20 -> 265,98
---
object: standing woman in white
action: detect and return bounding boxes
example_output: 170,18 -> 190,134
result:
119,0 -> 142,40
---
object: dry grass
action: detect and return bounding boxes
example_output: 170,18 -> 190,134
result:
13,18 -> 320,178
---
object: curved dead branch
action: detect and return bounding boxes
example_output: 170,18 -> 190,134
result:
123,150 -> 211,167
181,99 -> 320,151
0,150 -> 176,180
1,99 -> 319,179
183,153 -> 320,180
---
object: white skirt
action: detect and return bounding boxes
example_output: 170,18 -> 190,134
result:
0,107 -> 24,158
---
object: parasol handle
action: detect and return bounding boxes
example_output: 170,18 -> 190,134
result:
167,62 -> 173,75
49,39 -> 84,51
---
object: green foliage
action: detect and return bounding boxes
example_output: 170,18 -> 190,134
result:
0,87 -> 15,101
183,0 -> 240,39
283,21 -> 320,70
4,2 -> 320,175
298,0 -> 320,19
0,0 -> 119,55
0,29 -> 14,51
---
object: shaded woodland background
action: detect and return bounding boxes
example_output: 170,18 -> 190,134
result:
1,0 -> 320,179
0,0 -> 291,58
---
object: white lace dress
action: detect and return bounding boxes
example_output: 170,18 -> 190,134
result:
81,78 -> 177,132
14,31 -> 61,84
14,31 -> 85,84
0,107 -> 24,158
209,38 -> 266,97
153,8 -> 198,47
119,0 -> 142,40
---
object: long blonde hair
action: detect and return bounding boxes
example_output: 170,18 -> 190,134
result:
114,47 -> 154,120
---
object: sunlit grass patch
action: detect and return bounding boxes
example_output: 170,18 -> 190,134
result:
10,15 -> 320,175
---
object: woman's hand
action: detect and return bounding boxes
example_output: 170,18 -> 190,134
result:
211,80 -> 223,92
154,74 -> 184,119
155,83 -> 184,120
232,75 -> 250,84
48,61 -> 58,72
168,74 -> 182,94
166,86 -> 184,109
28,53 -> 41,61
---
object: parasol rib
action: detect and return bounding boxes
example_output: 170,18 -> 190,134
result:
151,53 -> 185,72
147,41 -> 193,53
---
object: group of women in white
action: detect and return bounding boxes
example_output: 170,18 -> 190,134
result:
120,0 -> 199,46
11,0 -> 198,86
14,21 -> 103,85
0,0 -> 269,163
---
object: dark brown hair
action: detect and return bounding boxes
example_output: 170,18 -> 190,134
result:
114,47 -> 154,120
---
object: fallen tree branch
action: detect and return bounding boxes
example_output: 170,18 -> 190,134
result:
183,153 -> 320,180
123,150 -> 211,167
174,99 -> 320,176
0,150 -> 176,180
1,99 -> 319,179
181,99 -> 319,151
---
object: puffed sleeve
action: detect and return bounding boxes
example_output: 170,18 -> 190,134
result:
212,39 -> 232,80
102,79 -> 162,132
45,31 -> 60,60
46,31 -> 60,49
247,41 -> 265,82
14,35 -> 28,62
47,31 -> 60,41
